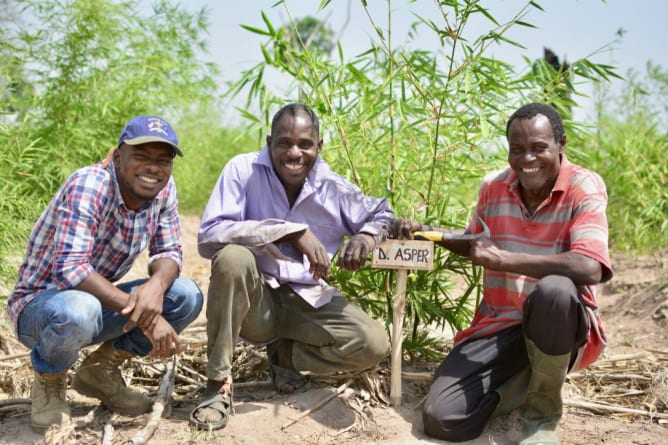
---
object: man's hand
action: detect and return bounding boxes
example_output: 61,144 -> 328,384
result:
121,279 -> 165,333
144,316 -> 180,359
389,219 -> 424,240
290,229 -> 331,280
469,236 -> 504,270
337,233 -> 374,271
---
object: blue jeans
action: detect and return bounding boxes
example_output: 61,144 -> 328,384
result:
17,278 -> 203,374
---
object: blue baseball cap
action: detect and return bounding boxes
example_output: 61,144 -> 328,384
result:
118,115 -> 183,157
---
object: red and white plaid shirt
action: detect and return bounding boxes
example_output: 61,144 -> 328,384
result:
7,161 -> 182,333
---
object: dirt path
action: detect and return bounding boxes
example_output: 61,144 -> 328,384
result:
1,214 -> 666,444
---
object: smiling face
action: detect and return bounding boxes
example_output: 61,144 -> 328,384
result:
114,142 -> 175,210
267,110 -> 322,204
507,113 -> 565,206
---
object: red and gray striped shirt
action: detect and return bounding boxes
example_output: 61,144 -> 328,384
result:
455,155 -> 612,371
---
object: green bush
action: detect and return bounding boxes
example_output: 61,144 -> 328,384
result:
569,62 -> 668,253
1,0 -> 665,359
0,0 -> 218,287
173,112 -> 257,213
582,116 -> 667,253
225,0 -> 620,358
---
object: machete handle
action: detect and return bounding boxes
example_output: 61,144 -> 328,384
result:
413,217 -> 491,242
413,231 -> 444,242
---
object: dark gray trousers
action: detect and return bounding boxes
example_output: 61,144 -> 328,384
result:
422,275 -> 589,442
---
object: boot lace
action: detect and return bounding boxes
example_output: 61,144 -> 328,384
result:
43,375 -> 66,402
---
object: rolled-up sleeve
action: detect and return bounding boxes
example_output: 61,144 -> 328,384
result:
338,181 -> 395,243
568,172 -> 612,282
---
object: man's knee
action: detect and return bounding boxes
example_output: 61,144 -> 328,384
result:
524,275 -> 584,354
168,278 -> 203,309
164,278 -> 203,328
211,244 -> 256,277
338,320 -> 389,369
529,275 -> 577,308
422,397 -> 487,442
208,245 -> 259,307
65,292 -> 103,329
360,325 -> 390,366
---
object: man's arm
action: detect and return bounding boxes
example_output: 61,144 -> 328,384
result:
197,160 -> 308,259
123,258 -> 179,329
469,237 -> 603,285
337,188 -> 395,271
74,271 -> 132,312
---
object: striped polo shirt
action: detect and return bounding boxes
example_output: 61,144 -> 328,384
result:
455,155 -> 612,370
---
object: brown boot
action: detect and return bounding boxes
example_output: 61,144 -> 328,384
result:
72,341 -> 152,415
31,370 -> 71,432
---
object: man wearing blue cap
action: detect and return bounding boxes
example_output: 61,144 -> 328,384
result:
8,115 -> 203,432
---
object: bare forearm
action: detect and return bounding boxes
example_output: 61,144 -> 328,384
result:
148,258 -> 179,293
75,272 -> 129,312
486,250 -> 603,285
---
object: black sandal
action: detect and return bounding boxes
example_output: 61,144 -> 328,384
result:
189,392 -> 232,430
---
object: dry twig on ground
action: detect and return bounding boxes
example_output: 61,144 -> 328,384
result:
129,354 -> 177,445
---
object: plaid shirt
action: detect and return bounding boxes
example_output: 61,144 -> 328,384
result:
7,161 -> 182,333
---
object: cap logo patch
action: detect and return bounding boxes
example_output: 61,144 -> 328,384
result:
148,118 -> 169,136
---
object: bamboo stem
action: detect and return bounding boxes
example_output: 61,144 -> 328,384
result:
565,399 -> 668,420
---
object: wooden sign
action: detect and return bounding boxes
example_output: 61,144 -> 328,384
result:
370,238 -> 435,406
371,239 -> 434,271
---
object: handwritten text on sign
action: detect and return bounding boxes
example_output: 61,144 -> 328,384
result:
371,240 -> 434,270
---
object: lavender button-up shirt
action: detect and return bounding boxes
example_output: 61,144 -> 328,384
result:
198,146 -> 394,307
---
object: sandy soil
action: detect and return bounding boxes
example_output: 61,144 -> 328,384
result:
0,214 -> 666,445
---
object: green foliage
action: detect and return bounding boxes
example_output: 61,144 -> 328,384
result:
224,0 -> 623,357
0,122 -> 45,280
281,16 -> 336,57
173,111 -> 257,213
0,0 -> 218,287
595,118 -> 668,252
13,0 -> 217,179
577,62 -> 668,253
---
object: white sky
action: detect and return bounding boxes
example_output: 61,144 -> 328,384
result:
180,0 -> 666,123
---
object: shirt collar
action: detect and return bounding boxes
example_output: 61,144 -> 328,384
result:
106,160 -> 141,213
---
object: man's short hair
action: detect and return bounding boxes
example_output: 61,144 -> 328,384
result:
505,102 -> 565,143
271,103 -> 320,137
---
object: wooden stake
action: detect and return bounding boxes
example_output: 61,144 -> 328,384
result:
390,268 -> 408,407
371,239 -> 433,407
130,355 -> 177,445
